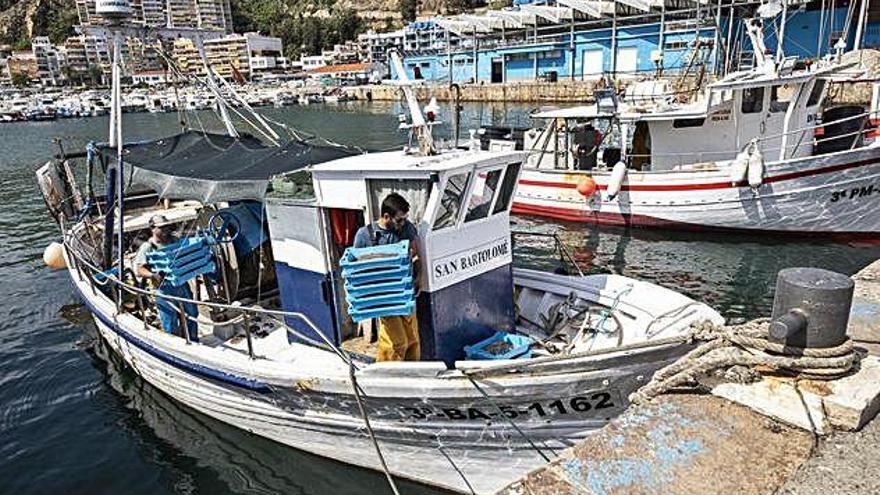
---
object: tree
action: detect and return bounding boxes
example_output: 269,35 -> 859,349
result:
399,0 -> 416,22
11,72 -> 30,87
88,64 -> 104,86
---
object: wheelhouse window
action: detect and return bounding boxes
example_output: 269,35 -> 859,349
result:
770,84 -> 793,113
270,170 -> 315,200
367,178 -> 431,222
433,172 -> 471,230
807,80 -> 826,106
672,118 -> 705,128
741,87 -> 764,114
464,168 -> 502,222
492,162 -> 522,215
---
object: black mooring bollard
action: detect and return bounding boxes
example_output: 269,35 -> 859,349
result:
769,267 -> 854,349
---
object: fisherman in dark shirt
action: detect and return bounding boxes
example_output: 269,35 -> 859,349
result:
353,193 -> 420,361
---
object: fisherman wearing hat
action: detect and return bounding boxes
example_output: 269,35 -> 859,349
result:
134,214 -> 199,341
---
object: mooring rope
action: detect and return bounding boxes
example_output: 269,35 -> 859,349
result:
629,319 -> 859,405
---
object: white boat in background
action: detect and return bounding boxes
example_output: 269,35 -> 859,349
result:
37,47 -> 723,493
503,19 -> 880,238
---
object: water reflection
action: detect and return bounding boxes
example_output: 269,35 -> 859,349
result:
512,216 -> 880,323
74,314 -> 448,495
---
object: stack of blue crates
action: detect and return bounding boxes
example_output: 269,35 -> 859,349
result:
145,236 -> 216,287
340,240 -> 415,322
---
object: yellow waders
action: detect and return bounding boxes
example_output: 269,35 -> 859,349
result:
376,312 -> 420,362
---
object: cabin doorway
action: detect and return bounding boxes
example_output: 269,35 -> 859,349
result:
582,49 -> 603,80
325,208 -> 365,343
491,59 -> 503,83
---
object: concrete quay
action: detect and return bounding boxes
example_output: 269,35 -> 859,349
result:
499,258 -> 880,495
345,80 -> 608,103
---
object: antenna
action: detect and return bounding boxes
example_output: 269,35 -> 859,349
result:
389,50 -> 437,156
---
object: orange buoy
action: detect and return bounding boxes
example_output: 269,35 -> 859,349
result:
576,176 -> 598,197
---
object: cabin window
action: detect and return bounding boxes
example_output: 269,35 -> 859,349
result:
807,80 -> 826,106
367,179 -> 431,222
770,84 -> 794,113
433,172 -> 471,230
492,162 -> 522,214
741,87 -> 764,114
672,118 -> 705,128
270,170 -> 314,200
464,168 -> 502,222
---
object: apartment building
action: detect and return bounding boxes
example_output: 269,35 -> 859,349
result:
74,0 -> 232,32
204,32 -> 285,79
172,38 -> 206,76
32,37 -> 64,85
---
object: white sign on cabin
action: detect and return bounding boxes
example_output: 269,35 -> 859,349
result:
429,236 -> 512,291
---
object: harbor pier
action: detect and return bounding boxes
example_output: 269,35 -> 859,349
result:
500,258 -> 880,495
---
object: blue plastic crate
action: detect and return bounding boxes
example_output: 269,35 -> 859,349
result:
464,332 -> 534,360
344,278 -> 413,298
162,260 -> 216,287
343,264 -> 412,287
346,287 -> 415,308
148,245 -> 212,272
340,241 -> 410,274
145,236 -> 216,286
349,299 -> 416,323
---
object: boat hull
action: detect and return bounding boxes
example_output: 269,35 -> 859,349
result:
68,263 -> 703,493
514,146 -> 880,237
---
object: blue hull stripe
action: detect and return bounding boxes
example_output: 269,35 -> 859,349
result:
73,282 -> 271,393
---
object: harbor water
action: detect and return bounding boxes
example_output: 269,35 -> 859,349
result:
1,102 -> 879,495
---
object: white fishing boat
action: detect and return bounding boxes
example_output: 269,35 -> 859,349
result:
37,43 -> 723,494
504,18 -> 880,238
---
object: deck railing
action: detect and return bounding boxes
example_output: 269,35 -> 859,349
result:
61,229 -> 352,365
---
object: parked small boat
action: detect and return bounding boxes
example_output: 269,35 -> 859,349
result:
501,19 -> 880,238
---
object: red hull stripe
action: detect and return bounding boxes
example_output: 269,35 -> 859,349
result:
510,202 -> 880,240
518,155 -> 880,192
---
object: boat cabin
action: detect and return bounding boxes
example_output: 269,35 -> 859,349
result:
523,65 -> 848,173
266,148 -> 525,365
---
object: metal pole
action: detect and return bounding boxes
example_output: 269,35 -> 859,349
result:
473,27 -> 478,84
446,28 -> 452,84
658,2 -> 666,72
725,4 -> 735,75
777,0 -> 789,62
854,0 -> 869,50
611,8 -> 618,79
114,32 -> 124,310
178,301 -> 191,343
570,8 -> 576,81
243,311 -> 255,359
713,0 -> 724,74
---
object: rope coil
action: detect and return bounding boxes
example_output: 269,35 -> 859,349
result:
630,319 -> 859,405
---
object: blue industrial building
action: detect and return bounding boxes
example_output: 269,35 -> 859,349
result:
392,1 -> 878,84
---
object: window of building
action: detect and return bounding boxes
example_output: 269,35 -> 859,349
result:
464,169 -> 503,222
770,84 -> 794,113
741,87 -> 764,114
433,172 -> 471,230
492,162 -> 522,215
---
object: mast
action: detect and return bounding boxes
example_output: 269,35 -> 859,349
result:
389,50 -> 436,155
854,0 -> 869,50
96,0 -> 132,308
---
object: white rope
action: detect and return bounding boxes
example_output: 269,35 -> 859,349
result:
629,319 -> 859,405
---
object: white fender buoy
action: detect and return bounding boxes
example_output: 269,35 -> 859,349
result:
748,146 -> 764,188
607,161 -> 627,200
43,241 -> 66,269
729,149 -> 750,185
